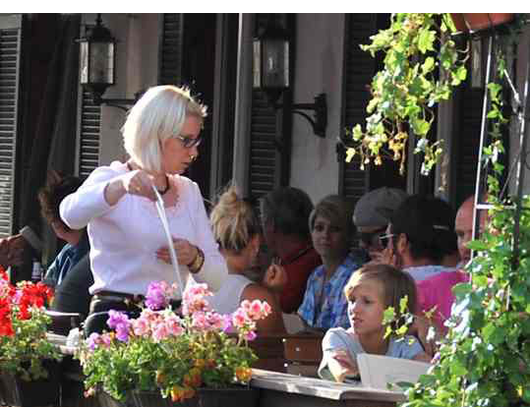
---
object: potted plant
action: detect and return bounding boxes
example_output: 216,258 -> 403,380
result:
403,192 -> 530,406
76,280 -> 271,406
344,13 -> 525,177
343,12 -> 530,406
345,13 -> 469,176
450,13 -> 514,33
0,270 -> 63,406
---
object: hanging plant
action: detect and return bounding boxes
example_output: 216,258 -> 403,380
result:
344,13 -> 469,176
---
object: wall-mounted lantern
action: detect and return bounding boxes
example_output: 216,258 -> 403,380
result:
253,18 -> 328,138
76,14 -> 138,111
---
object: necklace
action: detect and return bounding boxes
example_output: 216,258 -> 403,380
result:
126,162 -> 171,195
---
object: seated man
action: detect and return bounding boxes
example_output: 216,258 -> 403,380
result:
52,254 -> 94,318
353,187 -> 408,262
38,173 -> 89,290
260,187 -> 322,313
454,195 -> 476,267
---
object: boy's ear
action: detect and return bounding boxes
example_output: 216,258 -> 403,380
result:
396,233 -> 409,254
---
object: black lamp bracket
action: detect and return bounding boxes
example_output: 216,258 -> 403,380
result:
91,90 -> 144,112
275,93 -> 327,138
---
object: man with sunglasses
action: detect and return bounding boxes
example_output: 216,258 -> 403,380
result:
353,187 -> 408,262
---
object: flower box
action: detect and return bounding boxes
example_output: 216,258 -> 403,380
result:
77,280 -> 271,405
1,272 -> 63,406
450,13 -> 514,33
0,360 -> 60,407
130,386 -> 259,407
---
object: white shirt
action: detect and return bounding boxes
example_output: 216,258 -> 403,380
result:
404,265 -> 456,283
59,161 -> 227,298
206,273 -> 253,314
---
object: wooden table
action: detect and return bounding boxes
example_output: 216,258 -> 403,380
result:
250,369 -> 403,407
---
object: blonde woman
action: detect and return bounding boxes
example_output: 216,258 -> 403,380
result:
208,186 -> 285,333
60,85 -> 227,332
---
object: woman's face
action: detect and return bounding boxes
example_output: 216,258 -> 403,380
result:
311,215 -> 348,260
160,115 -> 202,175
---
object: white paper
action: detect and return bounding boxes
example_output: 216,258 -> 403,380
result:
356,353 -> 431,391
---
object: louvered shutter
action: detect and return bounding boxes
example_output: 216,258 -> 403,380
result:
158,14 -> 183,85
453,88 -> 482,206
338,14 -> 377,203
77,88 -> 101,178
74,19 -> 101,178
249,89 -> 280,197
0,17 -> 22,237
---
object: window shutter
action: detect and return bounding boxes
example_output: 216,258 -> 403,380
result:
158,14 -> 183,85
338,14 -> 377,203
0,17 -> 22,237
453,88 -> 482,206
249,89 -> 281,197
76,88 -> 101,178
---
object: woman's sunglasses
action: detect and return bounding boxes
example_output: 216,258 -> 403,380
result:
176,135 -> 203,149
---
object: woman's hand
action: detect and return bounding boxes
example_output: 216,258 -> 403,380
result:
156,238 -> 198,266
263,263 -> 288,292
122,169 -> 158,202
104,168 -> 157,206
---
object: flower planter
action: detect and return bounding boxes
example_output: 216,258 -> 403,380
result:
450,13 -> 514,33
131,387 -> 259,407
0,362 -> 60,406
97,390 -> 134,407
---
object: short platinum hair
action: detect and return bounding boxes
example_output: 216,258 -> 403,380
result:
121,85 -> 207,172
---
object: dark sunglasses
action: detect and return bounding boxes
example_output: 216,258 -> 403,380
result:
378,233 -> 396,249
358,228 -> 387,247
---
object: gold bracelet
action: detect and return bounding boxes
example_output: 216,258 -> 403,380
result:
188,247 -> 205,274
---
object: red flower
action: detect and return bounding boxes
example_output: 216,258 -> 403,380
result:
0,297 -> 13,336
0,265 -> 8,282
17,282 -> 53,311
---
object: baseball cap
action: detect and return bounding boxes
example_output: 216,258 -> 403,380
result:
353,187 -> 408,229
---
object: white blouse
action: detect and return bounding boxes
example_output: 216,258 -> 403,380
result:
59,161 -> 227,298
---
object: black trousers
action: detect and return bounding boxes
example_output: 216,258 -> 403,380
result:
83,297 -> 142,336
83,296 -> 182,336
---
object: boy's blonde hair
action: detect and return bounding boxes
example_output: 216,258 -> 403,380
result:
121,85 -> 207,173
344,263 -> 417,330
210,186 -> 260,254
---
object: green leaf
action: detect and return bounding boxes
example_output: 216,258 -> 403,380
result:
418,28 -> 436,54
421,57 -> 436,75
399,296 -> 409,314
345,148 -> 356,163
412,118 -> 430,136
383,307 -> 396,324
452,282 -> 473,299
352,124 -> 363,140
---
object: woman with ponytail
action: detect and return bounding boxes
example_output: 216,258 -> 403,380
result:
208,186 -> 285,333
